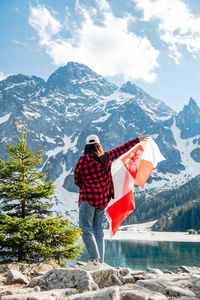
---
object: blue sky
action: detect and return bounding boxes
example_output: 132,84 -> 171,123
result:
1,0 -> 200,112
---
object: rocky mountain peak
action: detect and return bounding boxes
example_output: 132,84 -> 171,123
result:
176,98 -> 200,138
119,81 -> 175,120
0,61 -> 200,221
0,74 -> 45,89
46,61 -> 117,96
187,97 -> 200,113
0,74 -> 45,103
119,81 -> 144,97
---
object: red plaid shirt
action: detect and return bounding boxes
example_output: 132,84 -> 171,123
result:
74,138 -> 140,208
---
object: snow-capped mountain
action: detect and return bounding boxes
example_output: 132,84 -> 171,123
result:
0,62 -> 200,223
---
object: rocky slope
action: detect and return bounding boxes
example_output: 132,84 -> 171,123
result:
0,62 -> 200,223
0,262 -> 200,299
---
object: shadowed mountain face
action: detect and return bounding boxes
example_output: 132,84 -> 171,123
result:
176,98 -> 200,139
0,62 -> 200,221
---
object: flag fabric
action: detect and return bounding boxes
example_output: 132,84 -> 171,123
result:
105,137 -> 165,237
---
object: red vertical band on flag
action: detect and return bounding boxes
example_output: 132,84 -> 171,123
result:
134,159 -> 154,186
105,190 -> 135,236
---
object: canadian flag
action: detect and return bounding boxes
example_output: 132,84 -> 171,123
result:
105,137 -> 165,237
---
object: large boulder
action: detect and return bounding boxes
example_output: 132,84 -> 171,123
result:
5,286 -> 40,295
120,283 -> 167,300
137,278 -> 196,298
136,278 -> 172,293
1,288 -> 78,300
29,268 -> 98,291
165,285 -> 195,297
146,267 -> 164,275
176,266 -> 200,274
7,269 -> 29,285
61,286 -> 120,300
0,262 -> 56,277
175,297 -> 199,300
90,267 -> 123,288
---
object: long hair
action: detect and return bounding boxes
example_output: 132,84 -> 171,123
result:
84,143 -> 104,157
84,143 -> 108,167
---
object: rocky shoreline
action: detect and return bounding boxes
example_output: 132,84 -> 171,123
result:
0,262 -> 200,299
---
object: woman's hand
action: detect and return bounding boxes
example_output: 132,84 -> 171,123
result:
139,136 -> 149,142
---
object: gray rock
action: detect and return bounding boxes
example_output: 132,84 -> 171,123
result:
137,278 -> 197,298
177,266 -> 200,274
165,286 -> 196,297
191,278 -> 200,288
76,261 -> 87,268
146,267 -> 164,275
163,270 -> 174,274
62,286 -> 120,300
6,287 -> 40,295
130,271 -> 146,281
29,268 -> 98,291
0,264 -> 9,273
175,297 -> 199,300
90,267 -> 122,288
0,262 -> 55,276
130,271 -> 146,276
136,278 -> 174,294
121,276 -> 136,284
120,283 -> 167,300
118,268 -> 131,276
133,274 -> 146,281
1,288 -> 78,300
7,269 -> 29,285
34,286 -> 41,292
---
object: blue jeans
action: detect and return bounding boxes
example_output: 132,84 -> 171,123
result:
79,201 -> 105,263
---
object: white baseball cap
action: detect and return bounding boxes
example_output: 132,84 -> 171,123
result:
86,134 -> 100,145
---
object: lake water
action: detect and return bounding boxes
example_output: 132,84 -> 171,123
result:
78,240 -> 200,272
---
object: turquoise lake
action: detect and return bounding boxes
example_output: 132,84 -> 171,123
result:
78,240 -> 200,272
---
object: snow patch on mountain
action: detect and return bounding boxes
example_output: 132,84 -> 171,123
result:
40,134 -> 56,144
23,111 -> 41,119
45,135 -> 78,157
93,113 -> 111,123
4,80 -> 32,90
53,164 -> 78,225
1,61 -> 200,222
0,113 -> 11,125
171,119 -> 200,177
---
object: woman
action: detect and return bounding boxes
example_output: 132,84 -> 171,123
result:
74,134 -> 148,270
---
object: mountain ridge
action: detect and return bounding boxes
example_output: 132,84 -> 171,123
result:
0,61 -> 200,223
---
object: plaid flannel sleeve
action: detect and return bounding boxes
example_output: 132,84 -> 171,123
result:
107,138 -> 140,161
74,158 -> 82,187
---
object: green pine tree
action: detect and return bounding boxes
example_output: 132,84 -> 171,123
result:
0,127 -> 82,262
0,126 -> 54,218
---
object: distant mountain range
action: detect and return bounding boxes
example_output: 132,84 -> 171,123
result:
0,62 -> 200,224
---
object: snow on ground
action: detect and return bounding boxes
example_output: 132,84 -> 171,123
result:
104,220 -> 200,242
119,220 -> 157,231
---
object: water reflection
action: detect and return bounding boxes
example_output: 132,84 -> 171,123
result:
79,240 -> 200,271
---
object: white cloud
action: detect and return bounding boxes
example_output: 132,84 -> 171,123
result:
29,4 -> 62,46
133,0 -> 200,63
28,1 -> 159,82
